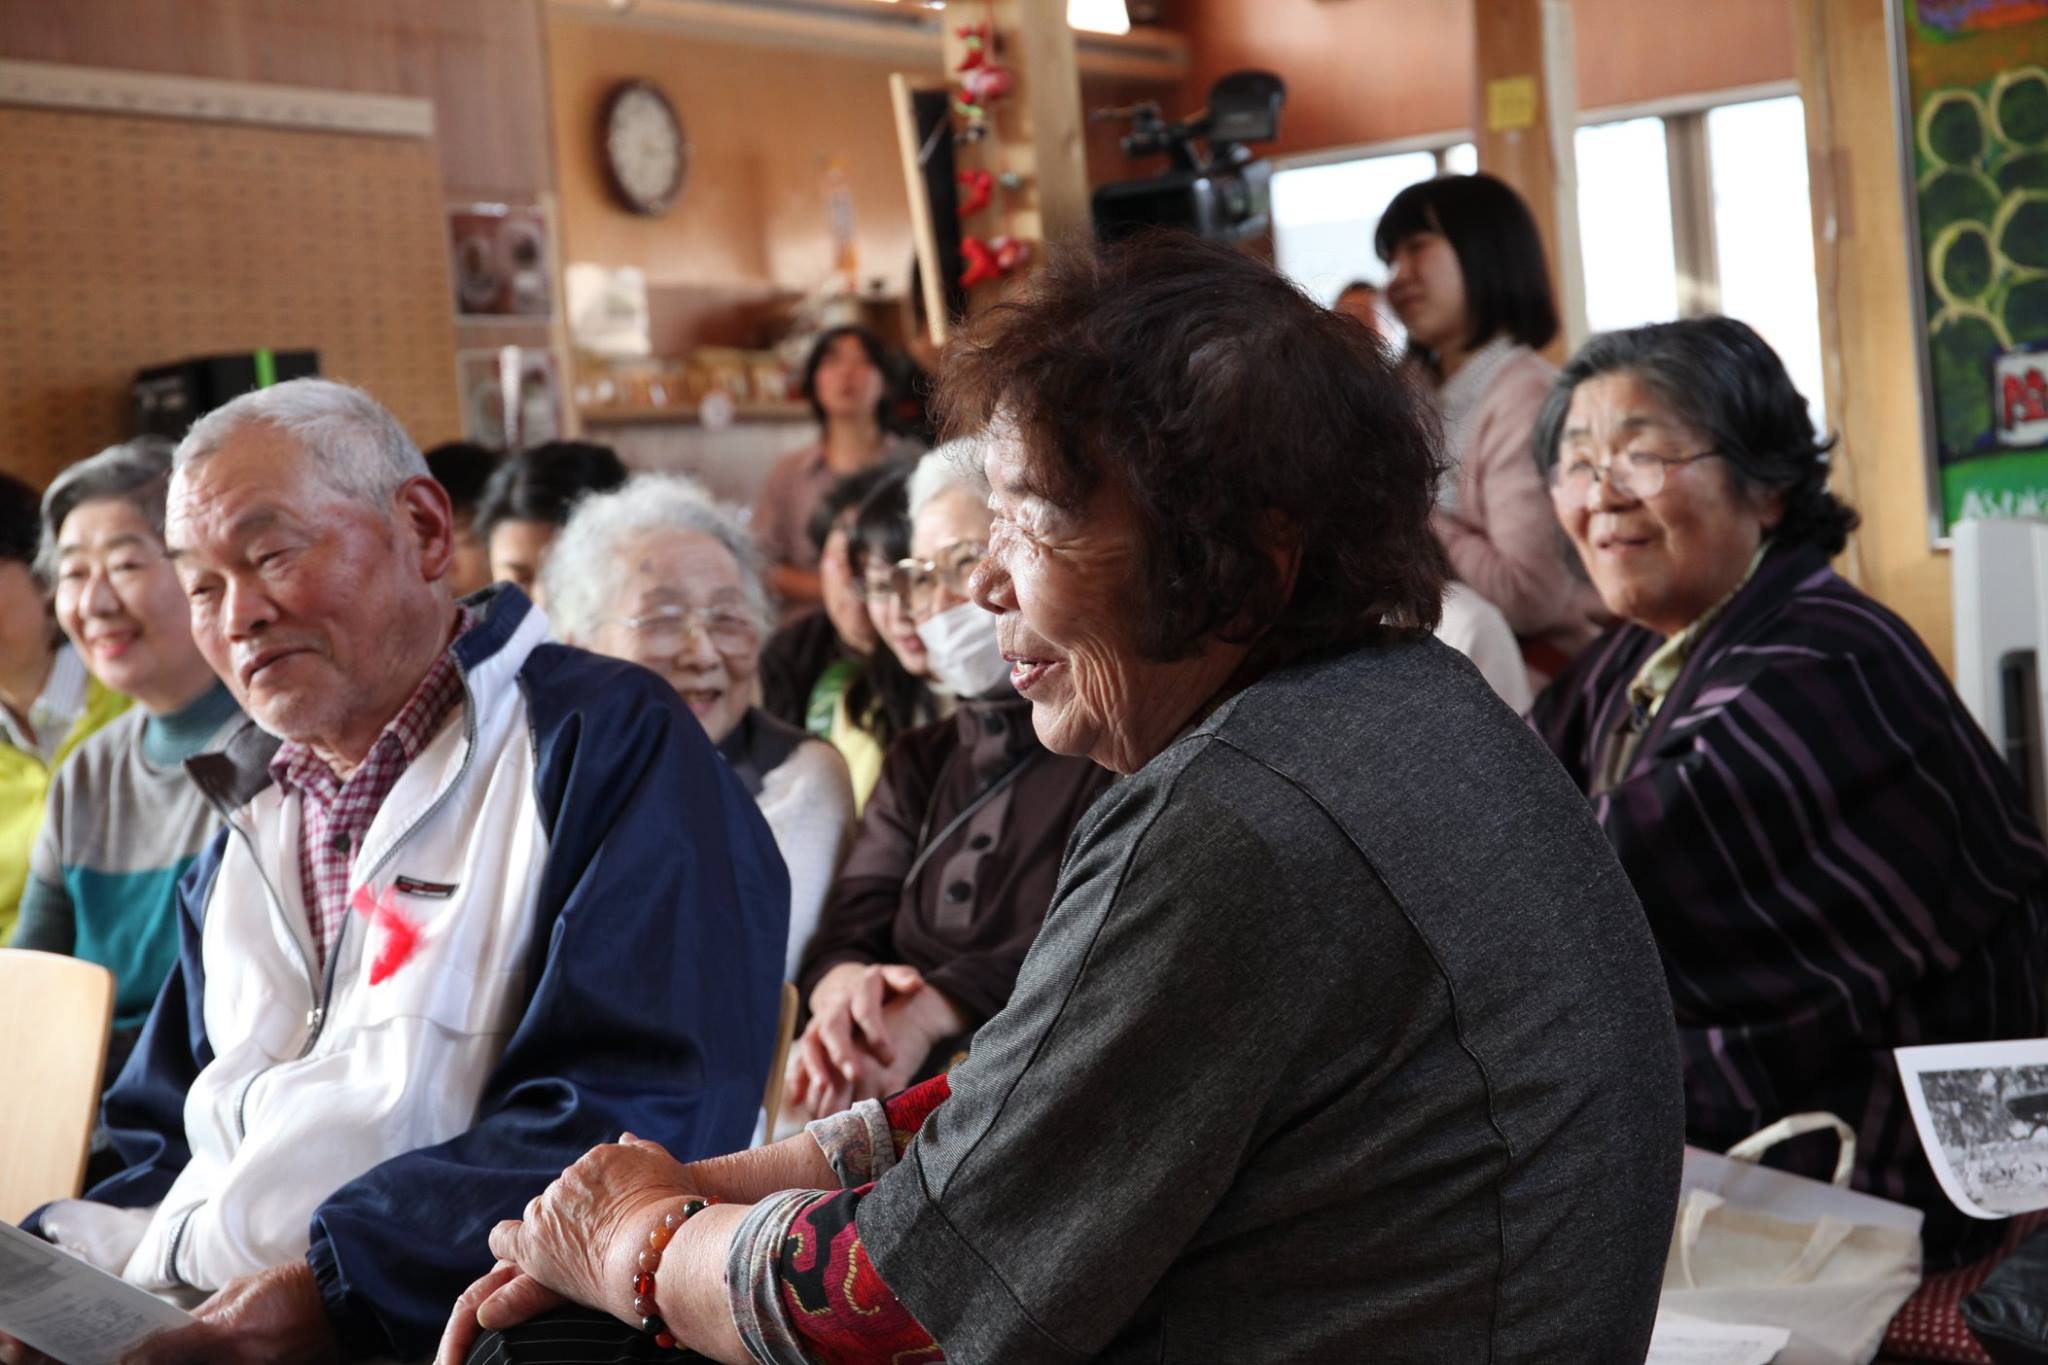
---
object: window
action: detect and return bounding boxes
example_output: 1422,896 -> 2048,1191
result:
1270,150 -> 1438,307
1705,96 -> 1826,431
1268,93 -> 1826,432
1574,117 -> 1681,333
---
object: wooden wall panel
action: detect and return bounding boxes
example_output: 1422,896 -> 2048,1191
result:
1168,0 -> 1797,152
0,107 -> 461,488
0,0 -> 551,200
545,9 -> 921,293
546,10 -> 1164,297
1170,0 -> 1473,156
1576,0 -> 1799,113
1793,0 -> 1950,669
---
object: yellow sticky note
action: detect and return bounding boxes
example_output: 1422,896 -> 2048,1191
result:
1486,75 -> 1539,132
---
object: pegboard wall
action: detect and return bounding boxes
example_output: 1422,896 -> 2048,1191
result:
0,102 -> 461,489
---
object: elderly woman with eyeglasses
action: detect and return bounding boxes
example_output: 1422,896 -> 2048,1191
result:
1531,316 -> 2048,1266
544,474 -> 855,981
783,442 -> 1115,1121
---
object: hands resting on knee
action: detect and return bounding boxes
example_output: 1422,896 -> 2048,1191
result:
784,963 -> 964,1121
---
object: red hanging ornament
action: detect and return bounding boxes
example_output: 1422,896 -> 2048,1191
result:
958,169 -> 994,216
954,23 -> 990,72
960,236 -> 1002,288
960,65 -> 1013,106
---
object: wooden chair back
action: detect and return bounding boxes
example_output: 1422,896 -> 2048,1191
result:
0,949 -> 114,1223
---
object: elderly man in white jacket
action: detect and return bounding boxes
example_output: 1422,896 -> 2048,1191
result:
7,380 -> 788,1364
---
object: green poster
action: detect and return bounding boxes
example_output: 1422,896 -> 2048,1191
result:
1893,0 -> 2048,536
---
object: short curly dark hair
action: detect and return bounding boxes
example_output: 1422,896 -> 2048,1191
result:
935,233 -> 1449,664
1533,316 -> 1858,556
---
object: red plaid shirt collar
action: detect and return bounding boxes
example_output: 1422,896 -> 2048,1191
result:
269,606 -> 476,970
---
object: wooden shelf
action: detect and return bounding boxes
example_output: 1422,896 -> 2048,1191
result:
578,401 -> 812,426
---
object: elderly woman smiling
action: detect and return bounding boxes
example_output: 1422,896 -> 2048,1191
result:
543,474 -> 854,980
440,236 -> 1683,1364
1530,316 -> 2048,1266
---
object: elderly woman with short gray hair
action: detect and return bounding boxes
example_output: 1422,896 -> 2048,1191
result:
13,439 -> 243,1083
544,474 -> 854,980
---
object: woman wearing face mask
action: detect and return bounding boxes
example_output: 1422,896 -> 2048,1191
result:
1377,173 -> 1604,681
788,442 -> 1115,1121
544,474 -> 856,982
12,439 -> 244,1107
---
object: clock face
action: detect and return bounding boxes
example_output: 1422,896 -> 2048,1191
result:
602,81 -> 687,216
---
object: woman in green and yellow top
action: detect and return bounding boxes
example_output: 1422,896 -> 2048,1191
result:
758,463 -> 941,811
0,470 -> 129,941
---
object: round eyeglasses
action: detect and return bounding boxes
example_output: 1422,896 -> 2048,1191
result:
599,603 -> 759,656
862,539 -> 988,616
1548,449 -> 1720,502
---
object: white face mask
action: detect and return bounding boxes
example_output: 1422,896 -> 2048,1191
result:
916,600 -> 1012,698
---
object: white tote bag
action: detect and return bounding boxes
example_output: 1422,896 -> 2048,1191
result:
1661,1113 -> 1925,1365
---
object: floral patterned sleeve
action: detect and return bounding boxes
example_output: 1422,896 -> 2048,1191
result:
728,1076 -> 955,1363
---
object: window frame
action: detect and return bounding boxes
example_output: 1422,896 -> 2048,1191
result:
1267,77 -> 1802,327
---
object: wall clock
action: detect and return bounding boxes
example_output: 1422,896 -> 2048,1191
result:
600,79 -> 687,216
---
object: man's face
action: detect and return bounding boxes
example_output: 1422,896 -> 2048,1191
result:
166,423 -> 452,760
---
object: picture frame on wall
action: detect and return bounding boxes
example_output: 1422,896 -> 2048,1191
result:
457,346 -> 562,451
448,202 -> 554,319
1888,0 -> 2048,544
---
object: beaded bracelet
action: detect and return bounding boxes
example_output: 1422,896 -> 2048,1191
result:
634,1196 -> 714,1350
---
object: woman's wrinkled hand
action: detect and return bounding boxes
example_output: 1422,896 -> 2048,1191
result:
481,1134 -> 697,1329
435,1261 -> 562,1365
790,963 -> 930,1117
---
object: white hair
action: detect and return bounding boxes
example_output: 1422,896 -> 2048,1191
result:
906,436 -> 990,521
173,378 -> 428,508
542,473 -> 771,643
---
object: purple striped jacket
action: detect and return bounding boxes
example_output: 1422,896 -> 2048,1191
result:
1532,542 -> 2048,1263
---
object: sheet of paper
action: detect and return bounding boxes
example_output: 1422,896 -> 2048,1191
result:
1647,1311 -> 1791,1365
0,1219 -> 192,1365
1898,1037 -> 2048,1219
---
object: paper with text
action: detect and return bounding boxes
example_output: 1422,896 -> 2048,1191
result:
1648,1311 -> 1791,1365
0,1219 -> 191,1365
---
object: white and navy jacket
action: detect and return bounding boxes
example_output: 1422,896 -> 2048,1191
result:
28,587 -> 789,1358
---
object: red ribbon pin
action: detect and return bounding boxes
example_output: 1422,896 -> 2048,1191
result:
350,883 -> 424,985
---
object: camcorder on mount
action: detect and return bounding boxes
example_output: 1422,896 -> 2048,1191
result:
1090,69 -> 1286,244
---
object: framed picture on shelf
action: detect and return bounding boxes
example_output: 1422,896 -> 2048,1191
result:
448,203 -> 554,319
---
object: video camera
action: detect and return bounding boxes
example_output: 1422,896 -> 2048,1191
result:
1090,70 -> 1286,244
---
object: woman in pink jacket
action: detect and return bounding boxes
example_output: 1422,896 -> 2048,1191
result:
1377,173 -> 1603,682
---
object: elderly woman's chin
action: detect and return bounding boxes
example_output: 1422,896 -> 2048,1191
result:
671,683 -> 742,743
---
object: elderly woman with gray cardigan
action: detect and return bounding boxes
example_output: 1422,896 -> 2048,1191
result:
441,238 -> 1682,1364
14,440 -> 243,1088
543,474 -> 854,980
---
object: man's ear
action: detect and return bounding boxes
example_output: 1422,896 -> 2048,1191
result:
394,475 -> 457,584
